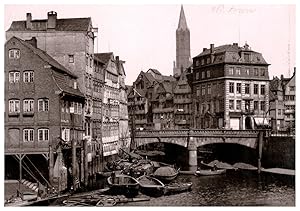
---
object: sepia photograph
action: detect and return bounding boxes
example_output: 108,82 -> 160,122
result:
3,0 -> 296,207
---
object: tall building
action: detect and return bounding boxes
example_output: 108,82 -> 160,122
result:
173,70 -> 192,129
6,11 -> 97,142
94,53 -> 120,159
269,76 -> 285,132
5,36 -> 85,190
116,56 -> 131,152
173,5 -> 191,78
281,70 -> 295,132
192,43 -> 270,130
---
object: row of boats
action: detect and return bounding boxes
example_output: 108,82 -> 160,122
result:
107,173 -> 192,198
105,159 -> 229,198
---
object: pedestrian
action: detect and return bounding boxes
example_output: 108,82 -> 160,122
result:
111,171 -> 116,184
213,163 -> 217,171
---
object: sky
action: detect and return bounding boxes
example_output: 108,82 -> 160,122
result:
3,2 -> 297,85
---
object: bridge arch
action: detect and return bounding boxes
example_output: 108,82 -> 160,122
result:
192,136 -> 257,149
135,137 -> 187,148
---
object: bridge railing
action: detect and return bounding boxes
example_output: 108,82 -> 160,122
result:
135,129 -> 262,138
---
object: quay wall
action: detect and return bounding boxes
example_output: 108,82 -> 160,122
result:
262,136 -> 295,169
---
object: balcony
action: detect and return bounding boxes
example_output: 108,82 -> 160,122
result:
152,107 -> 173,113
174,109 -> 191,114
8,112 -> 20,117
174,98 -> 192,104
23,111 -> 34,117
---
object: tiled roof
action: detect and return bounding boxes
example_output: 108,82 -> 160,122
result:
269,77 -> 282,91
194,44 -> 268,65
11,37 -> 84,98
147,68 -> 162,75
144,72 -> 157,85
7,18 -> 91,31
15,36 -> 77,78
94,52 -> 113,65
52,71 -> 84,98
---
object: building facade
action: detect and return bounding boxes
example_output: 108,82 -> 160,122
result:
269,76 -> 285,132
5,36 -> 85,188
94,53 -> 120,158
173,71 -> 192,129
116,56 -> 131,152
192,43 -> 270,129
6,11 -> 97,141
282,71 -> 296,132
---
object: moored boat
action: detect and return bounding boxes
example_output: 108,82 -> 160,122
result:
137,175 -> 165,197
195,169 -> 226,176
153,166 -> 179,183
107,174 -> 139,197
164,182 -> 193,195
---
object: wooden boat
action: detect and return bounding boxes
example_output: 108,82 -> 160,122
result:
153,166 -> 179,183
137,175 -> 165,197
195,169 -> 227,176
164,182 -> 193,195
107,174 -> 139,197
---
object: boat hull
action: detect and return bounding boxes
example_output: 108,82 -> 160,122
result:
137,175 -> 165,197
164,182 -> 193,195
107,174 -> 140,197
195,169 -> 226,176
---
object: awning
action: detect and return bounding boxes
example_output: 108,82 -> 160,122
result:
254,117 -> 269,126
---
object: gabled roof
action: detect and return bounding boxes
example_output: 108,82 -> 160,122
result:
144,72 -> 157,85
270,76 -> 282,91
7,36 -> 84,98
7,18 -> 92,32
52,71 -> 84,98
12,36 -> 77,78
94,52 -> 113,65
147,68 -> 162,75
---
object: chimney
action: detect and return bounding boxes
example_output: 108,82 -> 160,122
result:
25,37 -> 37,48
210,44 -> 214,53
26,13 -> 32,29
203,48 -> 207,52
233,43 -> 238,46
115,56 -> 120,72
47,11 -> 57,29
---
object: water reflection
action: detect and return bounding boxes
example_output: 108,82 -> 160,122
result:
121,170 -> 295,206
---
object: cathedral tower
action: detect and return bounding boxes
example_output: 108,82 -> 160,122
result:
173,5 -> 191,77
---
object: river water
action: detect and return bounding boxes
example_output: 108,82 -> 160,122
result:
119,170 -> 295,206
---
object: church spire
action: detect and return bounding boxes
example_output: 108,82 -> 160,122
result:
178,5 -> 188,30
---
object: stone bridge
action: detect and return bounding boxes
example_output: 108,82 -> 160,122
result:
134,129 -> 267,170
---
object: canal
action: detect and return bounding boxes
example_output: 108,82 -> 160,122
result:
118,171 -> 295,206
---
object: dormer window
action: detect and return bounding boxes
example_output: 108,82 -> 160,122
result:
69,55 -> 74,63
9,49 -> 20,59
244,53 -> 250,62
74,81 -> 77,89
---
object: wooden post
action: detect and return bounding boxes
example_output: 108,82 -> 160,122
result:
258,131 -> 264,174
18,154 -> 22,192
71,138 -> 77,191
83,138 -> 88,187
49,142 -> 54,187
